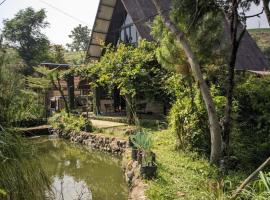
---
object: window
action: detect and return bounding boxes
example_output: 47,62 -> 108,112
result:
118,15 -> 140,45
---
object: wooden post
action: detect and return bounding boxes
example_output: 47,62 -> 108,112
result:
67,75 -> 75,110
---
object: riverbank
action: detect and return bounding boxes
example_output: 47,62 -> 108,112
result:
32,136 -> 128,200
53,125 -> 149,200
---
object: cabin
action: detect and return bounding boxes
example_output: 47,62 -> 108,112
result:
86,0 -> 269,115
40,63 -> 91,115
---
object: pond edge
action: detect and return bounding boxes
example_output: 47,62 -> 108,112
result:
53,129 -> 149,200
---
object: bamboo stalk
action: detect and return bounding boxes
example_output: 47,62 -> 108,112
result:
231,157 -> 270,199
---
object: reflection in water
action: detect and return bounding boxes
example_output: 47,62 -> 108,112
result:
50,176 -> 92,200
32,137 -> 128,200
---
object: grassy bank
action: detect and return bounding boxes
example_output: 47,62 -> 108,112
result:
145,129 -> 245,200
249,28 -> 270,63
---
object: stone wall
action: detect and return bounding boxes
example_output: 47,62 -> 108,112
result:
56,130 -> 127,155
123,149 -> 149,200
55,129 -> 148,200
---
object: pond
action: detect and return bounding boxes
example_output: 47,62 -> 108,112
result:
32,136 -> 128,200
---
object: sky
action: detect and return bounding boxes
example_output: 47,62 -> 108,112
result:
0,0 -> 100,46
0,0 -> 269,46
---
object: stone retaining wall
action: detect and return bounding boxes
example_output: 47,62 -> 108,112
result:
55,130 -> 127,155
55,129 -> 148,200
123,150 -> 149,200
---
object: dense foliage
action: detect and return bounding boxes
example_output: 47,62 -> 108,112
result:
77,40 -> 169,124
0,129 -> 51,200
232,74 -> 270,169
0,34 -> 51,200
151,0 -> 226,76
166,74 -> 227,154
151,0 -> 269,170
49,111 -> 93,134
0,43 -> 44,125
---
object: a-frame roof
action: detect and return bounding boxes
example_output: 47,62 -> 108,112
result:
86,0 -> 269,72
86,0 -> 126,61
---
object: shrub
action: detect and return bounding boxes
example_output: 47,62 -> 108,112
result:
232,75 -> 270,168
168,83 -> 226,155
49,111 -> 93,134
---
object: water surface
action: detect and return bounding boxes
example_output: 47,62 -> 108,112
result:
33,136 -> 128,200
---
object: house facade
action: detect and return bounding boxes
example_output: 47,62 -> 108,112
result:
41,63 -> 91,115
86,0 -> 269,115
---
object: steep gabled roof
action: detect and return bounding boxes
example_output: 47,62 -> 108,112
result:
236,31 -> 269,71
87,0 -> 269,72
86,0 -> 126,61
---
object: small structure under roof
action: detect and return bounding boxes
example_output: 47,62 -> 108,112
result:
40,62 -> 70,70
87,0 -> 269,73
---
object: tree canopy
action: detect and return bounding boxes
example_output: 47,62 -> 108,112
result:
66,24 -> 90,52
2,7 -> 50,74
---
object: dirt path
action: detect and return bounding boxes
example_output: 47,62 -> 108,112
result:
90,119 -> 127,129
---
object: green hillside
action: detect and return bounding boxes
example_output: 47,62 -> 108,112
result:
249,28 -> 270,62
64,51 -> 86,65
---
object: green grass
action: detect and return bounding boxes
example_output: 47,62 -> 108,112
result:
248,28 -> 270,33
64,50 -> 85,64
93,125 -> 134,140
249,28 -> 270,63
145,129 -> 246,200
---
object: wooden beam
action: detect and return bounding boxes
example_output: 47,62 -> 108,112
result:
89,43 -> 103,47
100,3 -> 115,9
96,17 -> 111,22
88,55 -> 100,59
92,30 -> 107,35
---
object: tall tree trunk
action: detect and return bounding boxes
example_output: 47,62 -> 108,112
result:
151,0 -> 222,165
67,75 -> 75,110
51,74 -> 70,116
223,1 -> 246,157
263,0 -> 270,26
92,86 -> 101,115
125,94 -> 137,125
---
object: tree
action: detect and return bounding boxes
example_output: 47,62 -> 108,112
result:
151,0 -> 223,165
221,0 -> 264,159
77,41 -> 168,125
67,24 -> 90,52
2,7 -> 50,74
50,44 -> 65,63
0,36 -> 44,123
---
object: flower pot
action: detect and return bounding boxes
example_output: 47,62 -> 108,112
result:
140,164 -> 157,179
131,147 -> 138,160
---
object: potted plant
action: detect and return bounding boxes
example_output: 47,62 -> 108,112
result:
130,133 -> 145,162
131,132 -> 157,178
140,151 -> 157,179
